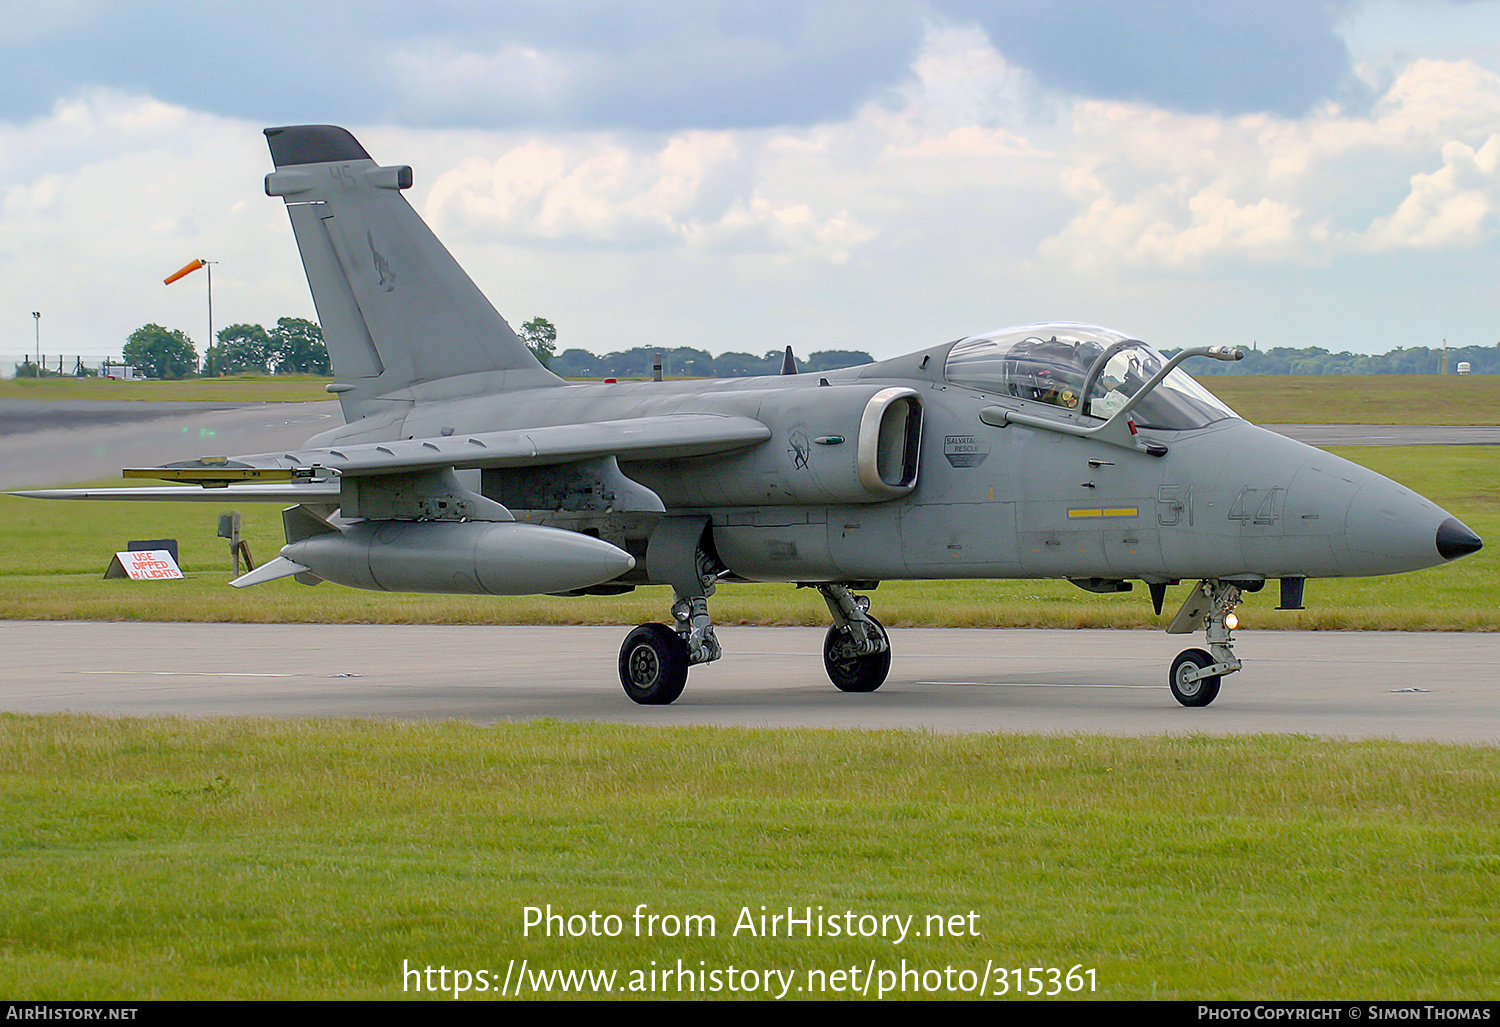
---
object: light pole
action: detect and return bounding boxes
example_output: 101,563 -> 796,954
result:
31,311 -> 39,372
204,260 -> 217,361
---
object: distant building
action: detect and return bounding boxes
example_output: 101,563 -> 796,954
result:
100,363 -> 145,380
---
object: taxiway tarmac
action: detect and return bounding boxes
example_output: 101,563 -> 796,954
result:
4,621 -> 1495,744
0,399 -> 341,490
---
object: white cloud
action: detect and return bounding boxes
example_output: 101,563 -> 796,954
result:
1366,134 -> 1500,249
422,121 -> 878,261
1040,57 -> 1500,271
1370,57 -> 1500,141
7,24 -> 1500,366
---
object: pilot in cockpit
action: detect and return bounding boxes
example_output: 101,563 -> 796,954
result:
1004,336 -> 1087,409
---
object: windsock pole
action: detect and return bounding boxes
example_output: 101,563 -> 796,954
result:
164,259 -> 217,371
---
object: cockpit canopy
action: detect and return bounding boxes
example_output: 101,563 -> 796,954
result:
944,322 -> 1239,431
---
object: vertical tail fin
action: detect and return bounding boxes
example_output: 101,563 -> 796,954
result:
263,125 -> 560,417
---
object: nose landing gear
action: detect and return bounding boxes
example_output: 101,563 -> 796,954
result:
1165,578 -> 1245,707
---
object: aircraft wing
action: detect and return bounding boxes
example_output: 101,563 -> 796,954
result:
228,413 -> 770,477
10,413 -> 770,501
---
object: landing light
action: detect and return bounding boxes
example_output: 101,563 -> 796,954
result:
1225,613 -> 1240,630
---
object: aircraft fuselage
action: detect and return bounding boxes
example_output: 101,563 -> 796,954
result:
302,347 -> 1466,590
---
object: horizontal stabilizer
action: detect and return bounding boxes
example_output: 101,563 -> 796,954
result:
230,556 -> 311,588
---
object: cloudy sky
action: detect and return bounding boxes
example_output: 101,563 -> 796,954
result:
4,0 -> 1500,366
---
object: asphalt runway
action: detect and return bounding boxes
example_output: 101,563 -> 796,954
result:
1266,423 -> 1500,446
0,399 -> 341,490
4,621 -> 1496,744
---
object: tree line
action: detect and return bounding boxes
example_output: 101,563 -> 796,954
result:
548,346 -> 878,378
117,318 -> 331,379
67,314 -> 1497,382
516,315 -> 875,377
1167,343 -> 1500,375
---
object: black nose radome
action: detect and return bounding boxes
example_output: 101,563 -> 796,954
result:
1436,517 -> 1483,561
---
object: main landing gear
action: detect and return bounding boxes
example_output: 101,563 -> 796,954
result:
619,518 -> 726,705
618,594 -> 723,706
1165,578 -> 1245,707
616,577 -> 891,705
816,583 -> 890,692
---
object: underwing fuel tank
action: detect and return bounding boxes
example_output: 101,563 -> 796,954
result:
282,521 -> 635,595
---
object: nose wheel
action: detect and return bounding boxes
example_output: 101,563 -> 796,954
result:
1164,578 -> 1245,707
1169,648 -> 1220,707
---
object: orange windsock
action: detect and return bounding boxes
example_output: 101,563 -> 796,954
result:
163,259 -> 205,285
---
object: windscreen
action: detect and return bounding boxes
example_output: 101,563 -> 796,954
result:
944,323 -> 1238,430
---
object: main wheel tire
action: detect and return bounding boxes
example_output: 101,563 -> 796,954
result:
1169,647 -> 1221,707
619,623 -> 689,705
823,615 -> 891,693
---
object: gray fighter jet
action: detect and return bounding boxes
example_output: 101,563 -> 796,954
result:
18,125 -> 1483,706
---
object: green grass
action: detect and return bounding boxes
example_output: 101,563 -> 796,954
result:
1,447 -> 1493,630
1199,375 -> 1500,425
0,374 -> 332,403
2,716 -> 1496,1000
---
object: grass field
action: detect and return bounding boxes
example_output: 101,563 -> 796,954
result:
2,716 -> 1496,1000
1,447 -> 1493,630
1200,374 -> 1500,425
0,374 -> 333,403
